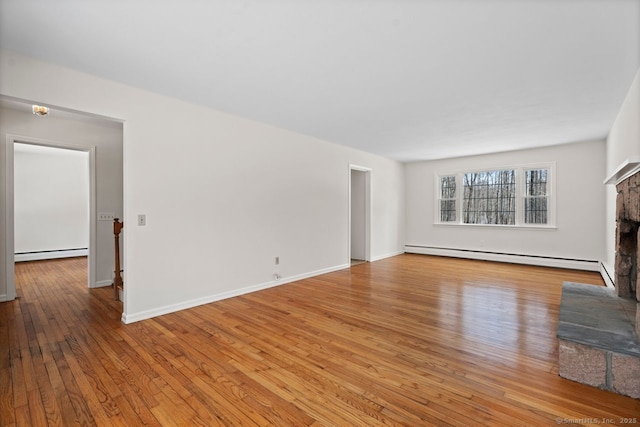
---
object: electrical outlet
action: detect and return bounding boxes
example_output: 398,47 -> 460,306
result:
137,214 -> 146,226
98,212 -> 115,221
274,273 -> 280,280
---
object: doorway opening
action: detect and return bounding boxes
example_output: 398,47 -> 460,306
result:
349,165 -> 371,265
14,143 -> 90,262
5,136 -> 96,299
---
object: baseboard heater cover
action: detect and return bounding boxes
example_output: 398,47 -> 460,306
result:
15,248 -> 88,262
405,245 -> 600,271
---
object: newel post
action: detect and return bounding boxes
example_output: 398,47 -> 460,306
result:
113,218 -> 124,300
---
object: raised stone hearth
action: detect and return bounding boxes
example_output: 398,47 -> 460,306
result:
557,170 -> 640,397
558,282 -> 640,399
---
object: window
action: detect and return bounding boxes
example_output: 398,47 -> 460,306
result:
463,170 -> 516,225
524,168 -> 548,224
436,164 -> 554,227
439,175 -> 457,222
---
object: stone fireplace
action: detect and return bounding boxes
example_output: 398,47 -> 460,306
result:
557,170 -> 640,399
615,171 -> 640,332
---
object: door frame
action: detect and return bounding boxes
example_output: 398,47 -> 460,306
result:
5,134 -> 97,300
348,164 -> 371,263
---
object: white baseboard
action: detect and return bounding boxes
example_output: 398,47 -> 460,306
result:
93,280 -> 113,289
405,245 -> 600,271
121,263 -> 350,324
600,262 -> 615,289
370,250 -> 405,262
0,290 -> 16,302
15,248 -> 88,262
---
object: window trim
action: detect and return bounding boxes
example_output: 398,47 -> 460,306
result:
434,162 -> 556,229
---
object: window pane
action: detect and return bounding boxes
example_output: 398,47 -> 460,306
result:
440,176 -> 456,198
462,170 -> 515,225
525,169 -> 549,224
525,196 -> 548,224
440,200 -> 456,222
439,175 -> 457,222
526,169 -> 548,196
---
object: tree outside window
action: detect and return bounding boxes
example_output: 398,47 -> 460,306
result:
463,170 -> 516,225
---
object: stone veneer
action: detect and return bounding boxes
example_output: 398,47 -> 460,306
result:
559,340 -> 640,399
615,170 -> 640,304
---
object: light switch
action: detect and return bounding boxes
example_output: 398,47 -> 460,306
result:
98,212 -> 115,221
138,214 -> 146,226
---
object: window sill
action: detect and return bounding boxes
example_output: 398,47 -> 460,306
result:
433,222 -> 557,230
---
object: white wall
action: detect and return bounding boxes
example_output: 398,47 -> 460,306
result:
605,68 -> 640,283
0,49 -> 405,321
0,105 -> 123,298
606,69 -> 640,175
405,140 -> 607,268
14,143 -> 89,257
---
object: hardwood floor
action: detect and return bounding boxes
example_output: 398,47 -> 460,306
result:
1,255 -> 638,426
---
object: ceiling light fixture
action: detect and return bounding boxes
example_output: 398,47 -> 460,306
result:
32,105 -> 49,117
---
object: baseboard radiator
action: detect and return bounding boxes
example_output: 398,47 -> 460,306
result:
404,245 -> 601,272
15,248 -> 88,262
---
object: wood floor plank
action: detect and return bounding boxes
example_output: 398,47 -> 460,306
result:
57,338 -> 113,427
26,388 -> 48,427
0,301 -> 16,427
0,366 -> 15,427
2,255 -> 639,426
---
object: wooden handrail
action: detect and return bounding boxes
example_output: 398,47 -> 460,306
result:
113,218 -> 123,300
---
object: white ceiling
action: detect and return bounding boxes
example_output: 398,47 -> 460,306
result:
1,0 -> 638,161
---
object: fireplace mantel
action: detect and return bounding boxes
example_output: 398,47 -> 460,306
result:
604,157 -> 640,185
